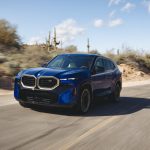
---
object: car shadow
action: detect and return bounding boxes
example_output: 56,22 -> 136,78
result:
87,96 -> 150,117
30,96 -> 150,117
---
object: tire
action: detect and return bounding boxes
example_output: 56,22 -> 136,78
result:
110,84 -> 121,102
19,101 -> 30,108
75,88 -> 91,114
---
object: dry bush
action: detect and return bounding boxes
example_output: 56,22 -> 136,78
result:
0,45 -> 78,76
0,53 -> 7,63
105,50 -> 150,72
0,19 -> 21,51
89,50 -> 100,55
65,45 -> 77,53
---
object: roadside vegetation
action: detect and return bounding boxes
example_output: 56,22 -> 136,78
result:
105,50 -> 150,71
105,50 -> 150,81
0,19 -> 150,84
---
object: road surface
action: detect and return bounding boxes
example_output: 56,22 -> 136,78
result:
0,84 -> 150,150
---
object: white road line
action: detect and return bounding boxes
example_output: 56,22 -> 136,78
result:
57,102 -> 148,150
54,116 -> 119,150
0,99 -> 18,107
0,102 -> 18,107
0,92 -> 13,96
123,81 -> 150,87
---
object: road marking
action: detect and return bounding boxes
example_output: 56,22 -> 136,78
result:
0,94 -> 12,96
59,116 -> 119,150
59,101 -> 147,150
0,101 -> 18,107
123,81 -> 150,87
0,89 -> 13,96
0,92 -> 13,96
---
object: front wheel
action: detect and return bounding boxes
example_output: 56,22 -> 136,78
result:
19,101 -> 30,108
75,88 -> 91,114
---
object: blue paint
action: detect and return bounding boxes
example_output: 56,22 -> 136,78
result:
14,80 -> 20,100
14,54 -> 122,108
59,89 -> 74,104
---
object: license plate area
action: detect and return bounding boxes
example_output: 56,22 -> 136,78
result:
20,89 -> 58,104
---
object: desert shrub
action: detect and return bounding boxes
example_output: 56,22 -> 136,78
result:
138,56 -> 150,70
145,54 -> 150,60
0,19 -> 21,51
2,61 -> 20,76
65,45 -> 77,53
105,50 -> 150,71
102,50 -> 139,65
89,50 -> 100,55
0,53 -> 7,63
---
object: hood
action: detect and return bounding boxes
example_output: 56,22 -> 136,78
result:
21,67 -> 90,79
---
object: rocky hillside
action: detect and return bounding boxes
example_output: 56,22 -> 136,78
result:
106,50 -> 150,81
118,64 -> 150,81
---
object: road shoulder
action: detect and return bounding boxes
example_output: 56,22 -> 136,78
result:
0,89 -> 13,96
123,79 -> 150,87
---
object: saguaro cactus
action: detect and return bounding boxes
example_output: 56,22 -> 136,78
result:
87,38 -> 90,53
53,28 -> 60,50
45,28 -> 60,52
117,49 -> 120,55
47,31 -> 51,51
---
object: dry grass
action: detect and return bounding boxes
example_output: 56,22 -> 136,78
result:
105,50 -> 150,73
0,45 -> 78,77
0,47 -> 150,78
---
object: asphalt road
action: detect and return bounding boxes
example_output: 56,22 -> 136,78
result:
0,84 -> 150,150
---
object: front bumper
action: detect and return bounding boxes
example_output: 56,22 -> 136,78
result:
14,78 -> 78,107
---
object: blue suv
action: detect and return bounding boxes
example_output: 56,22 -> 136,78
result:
14,54 -> 122,113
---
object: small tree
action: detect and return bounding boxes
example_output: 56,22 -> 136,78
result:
0,19 -> 21,50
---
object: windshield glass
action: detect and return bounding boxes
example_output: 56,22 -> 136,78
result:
47,55 -> 95,70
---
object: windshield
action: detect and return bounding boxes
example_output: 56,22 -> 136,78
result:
47,55 -> 95,70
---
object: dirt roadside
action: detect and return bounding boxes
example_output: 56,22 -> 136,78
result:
118,64 -> 150,81
0,89 -> 13,96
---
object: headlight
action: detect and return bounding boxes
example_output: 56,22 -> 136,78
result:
60,78 -> 77,81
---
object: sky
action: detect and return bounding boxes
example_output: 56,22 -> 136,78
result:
0,0 -> 150,53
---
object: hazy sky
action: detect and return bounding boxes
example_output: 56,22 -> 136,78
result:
0,0 -> 150,52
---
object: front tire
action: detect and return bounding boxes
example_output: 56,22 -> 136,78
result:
76,88 -> 91,114
19,101 -> 30,108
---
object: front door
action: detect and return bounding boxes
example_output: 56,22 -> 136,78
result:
103,58 -> 116,95
91,57 -> 107,96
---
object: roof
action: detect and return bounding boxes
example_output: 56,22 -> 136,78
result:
58,53 -> 115,62
59,53 -> 100,57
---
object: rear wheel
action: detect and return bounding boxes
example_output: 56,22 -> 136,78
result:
111,84 -> 121,102
75,88 -> 91,114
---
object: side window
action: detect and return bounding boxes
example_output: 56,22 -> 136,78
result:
93,58 -> 105,74
95,58 -> 103,68
103,59 -> 109,71
103,59 -> 115,71
109,61 -> 116,70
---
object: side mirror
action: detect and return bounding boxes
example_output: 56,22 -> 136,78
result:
93,66 -> 105,74
41,63 -> 48,67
